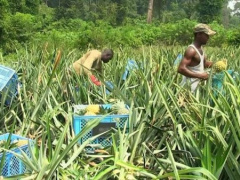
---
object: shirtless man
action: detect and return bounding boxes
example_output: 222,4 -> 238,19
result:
178,23 -> 216,92
72,49 -> 113,86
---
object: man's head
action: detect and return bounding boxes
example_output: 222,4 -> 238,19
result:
193,23 -> 216,45
101,49 -> 114,63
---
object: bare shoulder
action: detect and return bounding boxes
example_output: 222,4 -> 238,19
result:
184,46 -> 197,58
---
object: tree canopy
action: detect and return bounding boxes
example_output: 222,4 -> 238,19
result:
0,0 -> 240,54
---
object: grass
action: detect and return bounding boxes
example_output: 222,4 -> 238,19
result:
0,44 -> 240,179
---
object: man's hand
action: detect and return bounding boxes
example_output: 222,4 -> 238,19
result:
90,75 -> 101,86
199,72 -> 209,80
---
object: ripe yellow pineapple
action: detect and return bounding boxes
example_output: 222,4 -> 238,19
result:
84,111 -> 97,115
213,59 -> 227,72
16,140 -> 29,147
85,105 -> 100,114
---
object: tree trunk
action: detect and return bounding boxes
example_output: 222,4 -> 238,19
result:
147,0 -> 154,23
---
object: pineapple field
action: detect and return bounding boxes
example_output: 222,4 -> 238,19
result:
1,44 -> 240,180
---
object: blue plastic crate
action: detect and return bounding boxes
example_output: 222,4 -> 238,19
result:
0,65 -> 19,105
73,104 -> 129,151
122,59 -> 140,81
0,133 -> 32,177
212,70 -> 235,90
173,53 -> 183,67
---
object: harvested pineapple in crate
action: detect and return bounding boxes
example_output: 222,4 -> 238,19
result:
212,59 -> 228,90
213,59 -> 227,73
73,102 -> 129,152
0,133 -> 33,177
212,59 -> 239,92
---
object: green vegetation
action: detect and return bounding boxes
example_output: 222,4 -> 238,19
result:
1,0 -> 240,179
0,1 -> 240,55
0,45 -> 240,179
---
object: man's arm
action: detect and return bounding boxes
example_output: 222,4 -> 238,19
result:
178,48 -> 209,80
92,59 -> 103,77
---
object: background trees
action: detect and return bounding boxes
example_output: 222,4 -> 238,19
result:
0,0 -> 240,54
197,0 -> 226,23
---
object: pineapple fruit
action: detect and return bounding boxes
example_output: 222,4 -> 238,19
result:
16,140 -> 29,147
84,111 -> 97,115
82,102 -> 129,116
99,106 -> 112,114
84,105 -> 100,115
85,105 -> 100,114
112,101 -> 129,115
213,59 -> 227,72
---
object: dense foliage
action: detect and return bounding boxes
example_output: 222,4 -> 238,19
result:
1,45 -> 240,179
1,1 -> 240,179
0,0 -> 240,55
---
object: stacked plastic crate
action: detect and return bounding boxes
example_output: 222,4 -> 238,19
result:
73,104 -> 129,152
0,133 -> 32,177
0,65 -> 19,105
